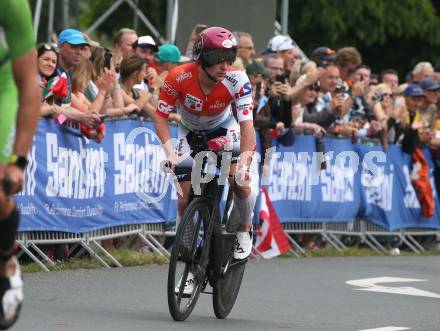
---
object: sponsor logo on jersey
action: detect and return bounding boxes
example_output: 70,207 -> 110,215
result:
162,81 -> 178,97
225,75 -> 238,87
209,100 -> 227,110
235,81 -> 252,99
184,94 -> 203,111
176,72 -> 192,83
157,100 -> 174,115
237,102 -> 253,116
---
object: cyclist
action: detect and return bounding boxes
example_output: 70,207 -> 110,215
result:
0,0 -> 40,329
154,27 -> 258,295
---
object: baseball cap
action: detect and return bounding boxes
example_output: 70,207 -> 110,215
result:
155,45 -> 190,63
311,47 -> 336,67
245,60 -> 273,78
404,84 -> 426,97
419,76 -> 440,91
132,35 -> 158,52
269,35 -> 295,52
58,29 -> 88,45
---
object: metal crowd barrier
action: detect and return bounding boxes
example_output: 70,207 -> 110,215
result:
16,219 -> 440,272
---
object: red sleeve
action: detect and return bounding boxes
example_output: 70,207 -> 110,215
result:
155,69 -> 180,118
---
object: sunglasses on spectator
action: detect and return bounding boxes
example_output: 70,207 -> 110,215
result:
308,82 -> 320,92
37,43 -> 59,57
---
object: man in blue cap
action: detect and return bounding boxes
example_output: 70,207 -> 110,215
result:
54,29 -> 99,127
419,76 -> 440,130
401,83 -> 435,218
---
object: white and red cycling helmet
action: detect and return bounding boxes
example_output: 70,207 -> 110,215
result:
192,26 -> 237,67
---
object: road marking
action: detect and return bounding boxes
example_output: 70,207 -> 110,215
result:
346,277 -> 440,299
359,327 -> 410,331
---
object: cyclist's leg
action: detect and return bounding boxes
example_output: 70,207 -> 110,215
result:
0,185 -> 23,329
216,117 -> 258,259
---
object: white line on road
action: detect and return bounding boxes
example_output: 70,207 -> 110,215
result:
346,276 -> 440,299
359,327 -> 410,331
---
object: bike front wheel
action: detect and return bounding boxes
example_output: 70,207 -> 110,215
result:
167,198 -> 211,321
212,256 -> 246,319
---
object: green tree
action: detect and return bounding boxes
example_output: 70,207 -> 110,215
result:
288,0 -> 440,78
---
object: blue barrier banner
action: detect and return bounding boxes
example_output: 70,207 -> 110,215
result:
15,119 -> 178,233
266,135 -> 361,223
355,143 -> 440,231
14,120 -> 440,233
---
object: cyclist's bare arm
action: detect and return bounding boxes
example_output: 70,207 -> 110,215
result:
12,49 -> 40,157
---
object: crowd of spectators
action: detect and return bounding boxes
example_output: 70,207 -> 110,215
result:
34,24 -> 440,257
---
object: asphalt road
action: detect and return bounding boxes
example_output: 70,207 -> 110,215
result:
12,256 -> 440,331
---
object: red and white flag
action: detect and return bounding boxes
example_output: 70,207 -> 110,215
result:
254,186 -> 292,258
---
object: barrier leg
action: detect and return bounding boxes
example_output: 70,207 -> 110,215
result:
360,234 -> 383,255
365,234 -> 389,254
137,233 -> 165,256
91,240 -> 123,268
146,233 -> 171,257
16,242 -> 50,272
80,242 -> 111,269
327,233 -> 347,251
29,242 -> 56,267
398,233 -> 421,254
285,234 -> 306,256
321,232 -> 343,252
404,234 -> 425,253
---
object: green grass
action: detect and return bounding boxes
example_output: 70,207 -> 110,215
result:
20,247 -> 440,273
280,247 -> 440,258
21,248 -> 169,273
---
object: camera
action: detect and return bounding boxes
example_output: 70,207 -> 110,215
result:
275,74 -> 286,83
372,92 -> 384,102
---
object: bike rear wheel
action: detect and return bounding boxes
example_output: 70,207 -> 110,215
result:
167,198 -> 211,321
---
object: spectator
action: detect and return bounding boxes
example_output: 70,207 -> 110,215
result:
55,29 -> 100,128
71,58 -> 108,143
234,31 -> 256,66
289,60 -> 317,86
412,62 -> 434,83
401,84 -> 434,218
155,44 -> 190,75
82,34 -> 100,59
132,35 -> 159,91
86,46 -> 138,118
335,47 -> 362,82
37,43 -> 61,117
153,44 -> 190,122
418,76 -> 440,130
269,35 -> 301,76
380,69 -> 399,92
310,46 -> 336,68
113,28 -> 138,69
291,75 -> 326,136
263,53 -> 284,79
119,55 -> 156,119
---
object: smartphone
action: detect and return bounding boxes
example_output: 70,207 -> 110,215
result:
275,74 -> 285,83
104,49 -> 112,69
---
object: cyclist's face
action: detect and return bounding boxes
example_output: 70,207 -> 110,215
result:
38,50 -> 57,77
205,61 -> 229,81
